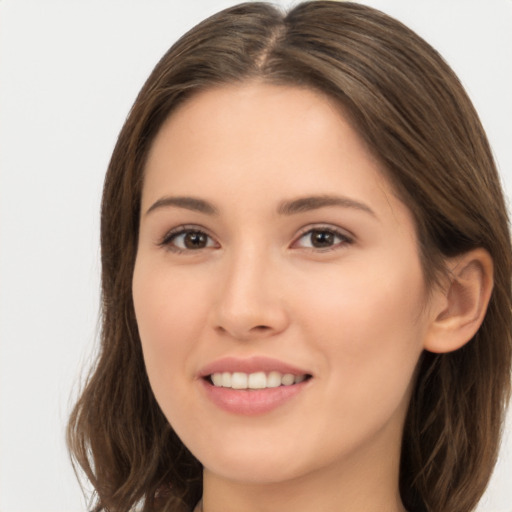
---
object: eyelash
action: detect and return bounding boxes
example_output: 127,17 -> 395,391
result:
293,225 -> 353,252
158,225 -> 218,254
158,225 -> 353,254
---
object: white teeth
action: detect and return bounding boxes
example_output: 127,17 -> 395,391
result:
209,371 -> 308,389
211,373 -> 223,386
267,371 -> 282,388
221,372 -> 232,387
281,373 -> 295,386
231,372 -> 248,389
248,371 -> 266,389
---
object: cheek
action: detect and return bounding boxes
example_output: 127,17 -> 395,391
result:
298,255 -> 425,338
296,256 -> 426,413
132,262 -> 209,398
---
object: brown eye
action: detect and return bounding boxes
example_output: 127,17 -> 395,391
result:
310,230 -> 336,248
164,229 -> 217,252
183,231 -> 209,249
294,228 -> 352,250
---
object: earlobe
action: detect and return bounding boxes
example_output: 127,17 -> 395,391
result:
424,248 -> 494,354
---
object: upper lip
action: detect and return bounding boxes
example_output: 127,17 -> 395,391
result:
198,356 -> 312,378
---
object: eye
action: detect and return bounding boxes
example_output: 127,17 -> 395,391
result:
293,227 -> 352,251
160,227 -> 218,253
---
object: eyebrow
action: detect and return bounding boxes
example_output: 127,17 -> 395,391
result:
277,194 -> 376,217
145,194 -> 376,218
145,196 -> 219,216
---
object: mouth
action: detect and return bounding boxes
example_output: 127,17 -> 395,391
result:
198,356 -> 313,415
205,371 -> 312,390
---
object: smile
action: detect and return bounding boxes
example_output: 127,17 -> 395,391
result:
209,371 -> 308,389
199,356 -> 313,415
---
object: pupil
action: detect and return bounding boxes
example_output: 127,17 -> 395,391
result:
185,231 -> 207,249
312,230 -> 334,247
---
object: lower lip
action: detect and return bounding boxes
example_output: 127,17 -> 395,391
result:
200,379 -> 310,416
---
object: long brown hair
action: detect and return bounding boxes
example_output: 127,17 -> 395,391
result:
67,3 -> 512,511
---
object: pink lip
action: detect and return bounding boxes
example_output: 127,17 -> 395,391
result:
200,378 -> 310,416
197,356 -> 312,416
198,356 -> 311,378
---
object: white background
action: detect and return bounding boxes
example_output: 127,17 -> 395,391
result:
0,1 -> 510,511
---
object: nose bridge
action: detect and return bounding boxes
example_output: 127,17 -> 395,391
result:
213,240 -> 287,338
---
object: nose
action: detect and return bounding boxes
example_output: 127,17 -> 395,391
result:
211,246 -> 289,341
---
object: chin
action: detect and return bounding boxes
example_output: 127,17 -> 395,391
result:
203,452 -> 308,485
189,427 -> 341,487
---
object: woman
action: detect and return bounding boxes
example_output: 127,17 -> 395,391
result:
67,2 -> 512,511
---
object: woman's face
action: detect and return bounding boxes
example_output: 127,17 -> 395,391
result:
133,82 -> 434,485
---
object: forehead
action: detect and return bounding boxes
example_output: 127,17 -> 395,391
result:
143,82 -> 390,200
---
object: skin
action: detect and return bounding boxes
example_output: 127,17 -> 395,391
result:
133,82 -> 444,512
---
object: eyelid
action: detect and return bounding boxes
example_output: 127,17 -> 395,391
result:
291,224 -> 354,250
158,224 -> 219,252
156,223 -> 353,253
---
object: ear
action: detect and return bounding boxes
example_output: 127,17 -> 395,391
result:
424,248 -> 494,354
